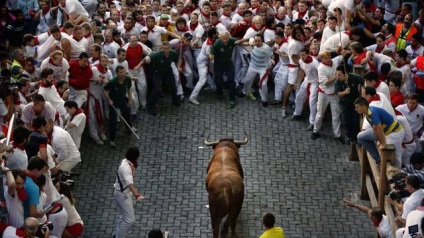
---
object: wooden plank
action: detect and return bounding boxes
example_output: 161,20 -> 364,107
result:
368,152 -> 381,190
384,202 -> 398,238
365,175 -> 378,208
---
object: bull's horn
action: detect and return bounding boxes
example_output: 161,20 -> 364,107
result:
204,136 -> 219,146
234,132 -> 249,145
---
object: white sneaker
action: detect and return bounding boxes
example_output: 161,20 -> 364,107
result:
110,141 -> 116,147
281,108 -> 287,118
189,97 -> 200,105
94,138 -> 104,145
99,133 -> 107,141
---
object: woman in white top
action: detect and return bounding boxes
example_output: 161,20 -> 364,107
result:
56,181 -> 84,238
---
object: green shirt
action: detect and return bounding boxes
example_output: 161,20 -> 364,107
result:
335,73 -> 364,104
149,50 -> 178,75
104,76 -> 132,105
210,37 -> 237,65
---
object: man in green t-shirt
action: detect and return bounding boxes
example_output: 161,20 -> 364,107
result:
143,41 -> 180,116
209,31 -> 242,108
103,65 -> 134,147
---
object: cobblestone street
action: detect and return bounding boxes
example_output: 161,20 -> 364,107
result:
75,91 -> 374,237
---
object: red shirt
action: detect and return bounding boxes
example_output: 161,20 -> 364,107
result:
68,60 -> 93,90
390,91 -> 405,108
126,44 -> 143,70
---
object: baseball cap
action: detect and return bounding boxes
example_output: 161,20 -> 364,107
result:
160,14 -> 169,19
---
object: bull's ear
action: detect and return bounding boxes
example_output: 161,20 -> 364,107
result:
212,145 -> 217,149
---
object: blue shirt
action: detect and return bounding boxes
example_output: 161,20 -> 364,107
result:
23,177 -> 40,219
366,106 -> 401,134
18,0 -> 40,19
250,44 -> 273,70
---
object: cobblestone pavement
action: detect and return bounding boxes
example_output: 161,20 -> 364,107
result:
75,90 -> 374,238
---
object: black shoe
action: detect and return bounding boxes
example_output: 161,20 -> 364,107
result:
270,100 -> 282,106
172,101 -> 181,107
311,133 -> 320,140
230,101 -> 236,108
238,92 -> 245,98
306,124 -> 314,131
291,115 -> 302,120
334,137 -> 345,145
262,101 -> 268,107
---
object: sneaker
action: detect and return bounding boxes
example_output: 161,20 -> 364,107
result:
99,133 -> 107,141
334,137 -> 345,145
246,92 -> 257,101
110,141 -> 116,147
281,108 -> 287,118
189,97 -> 200,105
270,100 -> 281,106
179,95 -> 185,103
262,101 -> 268,107
230,101 -> 236,108
291,115 -> 302,120
306,124 -> 314,131
94,138 -> 104,145
310,133 -> 320,140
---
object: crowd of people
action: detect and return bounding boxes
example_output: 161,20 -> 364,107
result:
0,0 -> 423,236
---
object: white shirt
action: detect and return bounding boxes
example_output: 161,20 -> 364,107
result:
3,186 -> 24,228
51,126 -> 81,164
397,115 -> 414,143
21,101 -> 56,125
114,159 -> 135,192
66,111 -> 86,149
299,57 -> 320,83
40,57 -> 70,82
5,146 -> 27,170
403,189 -> 424,219
263,29 -> 275,44
197,39 -> 214,66
406,45 -> 424,60
396,104 -> 424,139
61,196 -> 83,226
374,81 -> 391,102
38,84 -> 67,116
320,27 -> 337,49
103,41 -> 120,59
320,31 -> 351,54
109,59 -> 129,78
60,0 -> 89,17
402,209 -> 424,238
141,25 -> 167,51
378,215 -> 392,238
288,39 -> 303,65
318,56 -> 343,94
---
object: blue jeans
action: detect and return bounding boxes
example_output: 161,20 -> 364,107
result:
357,128 -> 379,163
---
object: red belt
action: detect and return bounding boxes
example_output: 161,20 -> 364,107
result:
288,64 -> 299,68
318,87 -> 335,95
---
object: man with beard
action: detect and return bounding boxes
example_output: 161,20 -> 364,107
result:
395,14 -> 418,51
38,67 -> 67,118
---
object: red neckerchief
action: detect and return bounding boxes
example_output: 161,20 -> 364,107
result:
26,171 -> 38,184
190,21 -> 198,31
250,24 -> 262,32
200,10 -> 210,18
159,22 -> 170,28
373,219 -> 382,227
16,187 -> 27,201
237,10 -> 243,16
222,12 -> 231,18
49,58 -> 60,66
147,26 -> 155,33
374,80 -> 383,88
310,51 -> 318,57
266,26 -> 275,30
297,10 -> 307,19
42,6 -> 50,15
344,31 -> 353,40
396,62 -> 406,68
96,64 -> 107,74
369,93 -> 381,103
375,45 -> 384,53
34,36 -> 39,45
178,25 -> 189,32
212,21 -> 221,27
13,143 -> 25,150
186,5 -> 197,14
354,51 -> 367,65
322,61 -> 333,67
210,6 -> 217,11
303,56 -> 313,64
251,5 -> 259,11
15,228 -> 28,237
70,108 -> 84,121
206,38 -> 215,45
40,81 -> 53,88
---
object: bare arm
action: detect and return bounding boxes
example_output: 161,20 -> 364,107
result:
373,124 -> 387,147
61,39 -> 72,61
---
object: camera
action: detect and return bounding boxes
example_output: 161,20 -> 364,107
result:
52,170 -> 79,190
36,221 -> 54,236
388,172 -> 410,200
408,224 -> 419,238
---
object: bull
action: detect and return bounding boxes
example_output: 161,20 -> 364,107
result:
204,134 -> 248,238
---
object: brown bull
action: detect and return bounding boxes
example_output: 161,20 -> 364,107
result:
205,134 -> 248,238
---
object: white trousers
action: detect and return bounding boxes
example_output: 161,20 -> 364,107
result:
128,68 -> 147,110
313,92 -> 341,137
57,160 -> 79,172
243,66 -> 269,102
69,88 -> 87,108
274,64 -> 288,101
293,80 -> 308,116
402,141 -> 417,166
171,62 -> 184,96
114,190 -> 135,238
190,62 -> 214,99
387,128 -> 406,168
